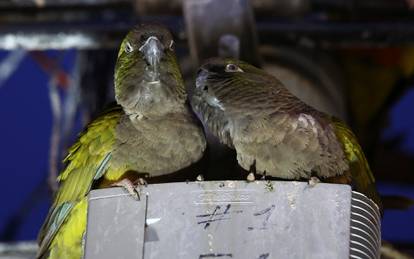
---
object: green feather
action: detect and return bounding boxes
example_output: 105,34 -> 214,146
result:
37,106 -> 122,258
332,117 -> 382,208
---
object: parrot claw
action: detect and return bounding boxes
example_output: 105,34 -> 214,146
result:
308,176 -> 321,187
247,172 -> 256,182
196,174 -> 204,181
111,178 -> 143,201
133,178 -> 148,200
136,177 -> 148,187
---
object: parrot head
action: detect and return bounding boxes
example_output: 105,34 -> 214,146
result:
192,57 -> 278,114
114,24 -> 186,117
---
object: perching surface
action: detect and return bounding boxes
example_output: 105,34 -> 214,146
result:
85,189 -> 147,259
85,181 -> 356,259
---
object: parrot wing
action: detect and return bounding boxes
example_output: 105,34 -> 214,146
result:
231,113 -> 331,179
37,105 -> 123,257
331,118 -> 382,208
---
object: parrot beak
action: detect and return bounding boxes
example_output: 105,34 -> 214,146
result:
139,36 -> 165,79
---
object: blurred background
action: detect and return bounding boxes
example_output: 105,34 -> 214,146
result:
0,0 -> 414,257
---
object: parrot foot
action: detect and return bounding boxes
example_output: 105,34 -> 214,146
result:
308,176 -> 321,187
111,178 -> 142,200
247,172 -> 256,182
196,174 -> 204,181
136,177 -> 148,187
133,178 -> 148,200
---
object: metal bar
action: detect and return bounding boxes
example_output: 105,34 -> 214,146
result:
2,18 -> 414,50
0,0 -> 131,8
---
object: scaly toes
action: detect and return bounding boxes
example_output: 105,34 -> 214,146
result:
308,176 -> 321,187
111,178 -> 140,200
196,174 -> 204,181
133,178 -> 148,199
247,172 -> 256,182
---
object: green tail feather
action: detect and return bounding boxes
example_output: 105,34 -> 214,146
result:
332,118 -> 382,210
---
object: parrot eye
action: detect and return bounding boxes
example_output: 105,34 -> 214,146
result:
225,63 -> 243,73
169,40 -> 174,50
125,41 -> 134,53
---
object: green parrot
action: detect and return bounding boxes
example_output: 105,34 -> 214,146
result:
191,57 -> 381,208
37,24 -> 206,259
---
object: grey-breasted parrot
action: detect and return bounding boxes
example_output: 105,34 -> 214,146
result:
37,24 -> 206,259
191,57 -> 380,207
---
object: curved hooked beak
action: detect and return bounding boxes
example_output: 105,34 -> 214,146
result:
139,36 -> 165,70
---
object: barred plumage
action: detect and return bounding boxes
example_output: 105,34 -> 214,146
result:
191,58 -> 380,207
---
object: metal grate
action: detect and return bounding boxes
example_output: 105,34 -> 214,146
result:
350,191 -> 381,259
